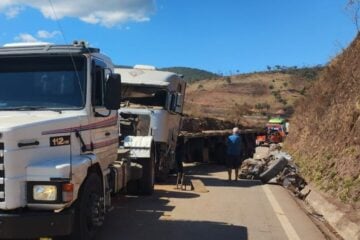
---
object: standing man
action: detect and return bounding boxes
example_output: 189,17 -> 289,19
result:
285,119 -> 290,135
226,127 -> 242,181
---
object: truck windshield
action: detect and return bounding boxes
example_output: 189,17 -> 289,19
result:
0,56 -> 86,110
122,84 -> 167,108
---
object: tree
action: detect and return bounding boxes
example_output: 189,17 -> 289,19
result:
347,0 -> 360,32
225,76 -> 232,84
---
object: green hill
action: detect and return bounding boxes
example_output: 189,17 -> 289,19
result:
160,67 -> 219,83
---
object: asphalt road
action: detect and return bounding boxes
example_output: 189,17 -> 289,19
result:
95,163 -> 326,240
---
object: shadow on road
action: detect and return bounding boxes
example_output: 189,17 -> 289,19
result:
165,174 -> 261,189
155,189 -> 201,199
192,176 -> 262,188
183,162 -> 225,176
166,163 -> 262,189
96,183 -> 248,240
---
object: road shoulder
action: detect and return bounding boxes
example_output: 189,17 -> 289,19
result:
301,185 -> 360,240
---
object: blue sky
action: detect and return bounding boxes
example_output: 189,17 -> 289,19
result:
0,0 -> 357,74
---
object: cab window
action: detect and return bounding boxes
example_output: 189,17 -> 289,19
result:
94,66 -> 105,106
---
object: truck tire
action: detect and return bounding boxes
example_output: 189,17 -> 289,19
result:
126,179 -> 140,195
155,150 -> 170,183
155,162 -> 169,182
130,147 -> 155,195
139,150 -> 155,195
71,173 -> 104,240
259,157 -> 288,183
215,143 -> 226,164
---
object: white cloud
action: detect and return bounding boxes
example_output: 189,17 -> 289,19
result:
14,33 -> 38,42
37,30 -> 60,39
12,29 -> 60,44
5,6 -> 24,19
0,0 -> 155,27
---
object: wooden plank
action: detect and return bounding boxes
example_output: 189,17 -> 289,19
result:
191,179 -> 209,193
180,128 -> 263,139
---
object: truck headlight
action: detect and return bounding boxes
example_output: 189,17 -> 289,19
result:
33,185 -> 57,201
0,150 -> 3,158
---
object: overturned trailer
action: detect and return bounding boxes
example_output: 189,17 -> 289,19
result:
179,128 -> 263,164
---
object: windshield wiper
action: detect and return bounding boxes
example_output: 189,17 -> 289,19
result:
1,106 -> 62,113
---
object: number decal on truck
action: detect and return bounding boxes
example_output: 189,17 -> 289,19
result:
50,136 -> 71,147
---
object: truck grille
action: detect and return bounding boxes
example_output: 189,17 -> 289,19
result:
0,143 -> 4,201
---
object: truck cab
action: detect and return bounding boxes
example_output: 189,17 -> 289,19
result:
0,41 -> 123,239
256,117 -> 286,145
115,65 -> 186,181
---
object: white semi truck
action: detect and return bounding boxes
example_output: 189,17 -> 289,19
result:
0,41 -> 144,239
115,66 -> 186,183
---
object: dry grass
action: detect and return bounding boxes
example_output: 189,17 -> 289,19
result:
284,34 -> 360,208
184,71 -> 314,125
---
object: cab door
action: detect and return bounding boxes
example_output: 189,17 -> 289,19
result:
89,59 -> 119,169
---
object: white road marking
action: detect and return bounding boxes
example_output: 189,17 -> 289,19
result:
262,184 -> 301,240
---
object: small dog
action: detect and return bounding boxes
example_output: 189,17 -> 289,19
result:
176,172 -> 191,190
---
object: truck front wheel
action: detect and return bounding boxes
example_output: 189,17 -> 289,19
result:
71,173 -> 104,240
155,159 -> 169,182
127,147 -> 155,195
139,149 -> 155,195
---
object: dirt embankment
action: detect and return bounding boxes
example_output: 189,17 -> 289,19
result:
285,34 -> 360,209
184,68 -> 321,127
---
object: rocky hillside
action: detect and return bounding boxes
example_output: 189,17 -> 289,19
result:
184,67 -> 322,127
285,34 -> 360,208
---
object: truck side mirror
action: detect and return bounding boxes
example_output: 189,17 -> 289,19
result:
104,73 -> 121,110
169,93 -> 177,112
175,94 -> 183,113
